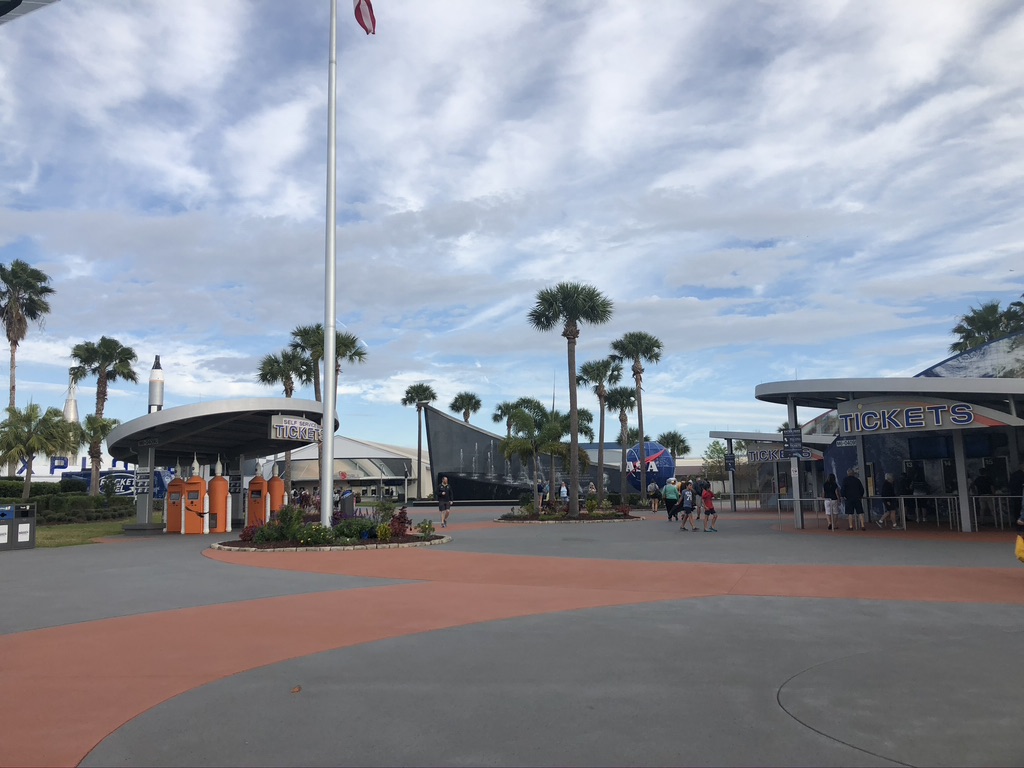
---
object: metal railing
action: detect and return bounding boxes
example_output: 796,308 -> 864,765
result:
968,495 -> 1017,530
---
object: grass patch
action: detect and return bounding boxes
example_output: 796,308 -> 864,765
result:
36,519 -> 133,548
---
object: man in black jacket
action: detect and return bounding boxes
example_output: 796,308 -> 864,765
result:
841,468 -> 866,531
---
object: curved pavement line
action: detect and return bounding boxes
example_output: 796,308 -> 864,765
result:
3,549 -> 1022,768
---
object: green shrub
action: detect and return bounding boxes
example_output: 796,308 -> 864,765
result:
334,518 -> 375,539
297,523 -> 335,547
585,498 -> 598,513
49,495 -> 69,513
0,480 -> 24,497
59,477 -> 88,493
415,519 -> 435,537
254,522 -> 284,545
376,523 -> 392,542
272,505 -> 304,542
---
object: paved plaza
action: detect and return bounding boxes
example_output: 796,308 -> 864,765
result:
2,506 -> 1023,767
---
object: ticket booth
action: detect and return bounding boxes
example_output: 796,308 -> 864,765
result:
165,474 -> 186,534
208,472 -> 230,534
247,475 -> 269,526
183,474 -> 208,535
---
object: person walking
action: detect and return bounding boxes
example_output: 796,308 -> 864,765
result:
663,478 -> 680,521
559,481 -> 569,505
679,481 -> 698,531
702,485 -> 718,532
841,468 -> 866,531
437,476 -> 454,528
823,473 -> 840,530
877,472 -> 899,529
647,481 -> 661,515
692,476 -> 705,527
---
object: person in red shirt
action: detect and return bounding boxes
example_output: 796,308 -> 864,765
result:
702,486 -> 718,532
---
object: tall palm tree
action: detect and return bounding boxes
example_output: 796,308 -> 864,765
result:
0,403 -> 75,499
949,300 -> 1020,354
657,430 -> 690,462
626,428 -> 651,445
528,282 -> 614,517
256,348 -> 313,494
577,357 -> 622,504
492,400 -> 519,437
0,260 -> 54,476
69,336 -> 138,495
449,391 -> 482,423
605,385 -> 636,502
73,414 -> 121,498
289,324 -> 367,402
611,331 -> 662,503
401,382 -> 437,499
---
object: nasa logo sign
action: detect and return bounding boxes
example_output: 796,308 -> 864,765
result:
625,441 -> 676,492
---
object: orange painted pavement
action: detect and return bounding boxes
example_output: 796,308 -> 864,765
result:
4,545 -> 1024,767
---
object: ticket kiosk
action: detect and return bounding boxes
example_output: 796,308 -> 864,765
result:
183,468 -> 208,535
208,459 -> 230,534
247,473 -> 269,526
165,471 -> 186,534
268,463 -> 286,513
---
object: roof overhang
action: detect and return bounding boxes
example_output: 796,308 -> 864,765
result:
0,0 -> 59,26
708,430 -> 835,446
754,377 -> 1024,412
107,398 -> 333,467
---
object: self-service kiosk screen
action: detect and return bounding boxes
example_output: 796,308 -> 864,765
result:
251,491 -> 262,500
170,493 -> 181,502
188,491 -> 200,501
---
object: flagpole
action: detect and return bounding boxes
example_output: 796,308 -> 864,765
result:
320,0 -> 338,527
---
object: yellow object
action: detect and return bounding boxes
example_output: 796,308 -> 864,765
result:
1016,535 -> 1024,564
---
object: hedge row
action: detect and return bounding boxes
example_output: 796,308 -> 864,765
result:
0,478 -> 89,496
35,508 -> 135,525
0,494 -> 134,518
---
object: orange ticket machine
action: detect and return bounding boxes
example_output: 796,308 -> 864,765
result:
208,473 -> 230,534
165,474 -> 186,534
247,475 -> 269,526
183,475 -> 208,535
268,466 -> 285,514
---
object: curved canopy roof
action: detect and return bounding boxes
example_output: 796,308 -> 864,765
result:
754,377 -> 1024,412
107,398 -> 332,468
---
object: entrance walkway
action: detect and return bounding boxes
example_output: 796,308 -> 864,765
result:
1,505 -> 1022,767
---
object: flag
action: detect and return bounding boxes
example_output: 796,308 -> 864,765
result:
354,0 -> 375,35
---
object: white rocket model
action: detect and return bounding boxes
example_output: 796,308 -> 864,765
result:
148,355 -> 164,413
62,370 -> 79,464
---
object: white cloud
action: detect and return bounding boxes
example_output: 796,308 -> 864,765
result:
0,0 -> 1021,462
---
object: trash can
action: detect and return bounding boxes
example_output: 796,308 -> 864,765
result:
340,490 -> 355,518
2,504 -> 36,550
0,505 -> 14,551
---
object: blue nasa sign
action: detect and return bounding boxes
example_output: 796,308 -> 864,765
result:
625,441 -> 676,492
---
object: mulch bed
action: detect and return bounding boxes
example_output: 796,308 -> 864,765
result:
217,534 -> 445,550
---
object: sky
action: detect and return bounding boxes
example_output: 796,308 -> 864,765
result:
1,0 -> 1023,474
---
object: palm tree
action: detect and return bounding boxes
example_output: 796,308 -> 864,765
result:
401,382 -> 437,499
73,414 -> 121,498
256,348 -> 312,494
500,407 -> 547,513
605,385 -> 636,502
449,391 -> 482,423
492,400 -> 519,437
528,282 -> 614,517
0,403 -> 75,499
0,259 -> 54,476
578,357 -> 622,504
69,336 -> 139,495
657,430 -> 690,462
626,427 -> 651,445
289,324 -> 367,402
949,300 -> 1022,354
611,331 -> 662,503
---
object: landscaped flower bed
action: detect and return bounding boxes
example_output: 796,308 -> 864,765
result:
223,503 -> 443,549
